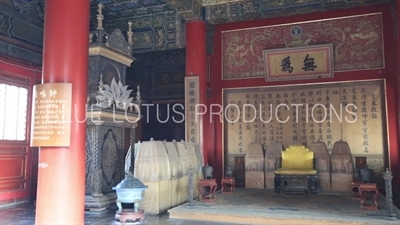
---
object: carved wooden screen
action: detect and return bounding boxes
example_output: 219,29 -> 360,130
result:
223,79 -> 387,174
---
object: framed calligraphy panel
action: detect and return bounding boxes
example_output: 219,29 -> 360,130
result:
263,44 -> 334,81
222,79 -> 387,175
185,76 -> 200,144
31,83 -> 72,147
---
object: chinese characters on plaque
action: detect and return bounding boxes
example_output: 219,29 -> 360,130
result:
185,76 -> 200,144
263,44 -> 333,81
31,83 -> 72,147
224,80 -> 385,159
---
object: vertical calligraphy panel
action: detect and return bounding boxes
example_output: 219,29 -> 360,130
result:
185,76 -> 200,144
289,90 -> 300,146
224,92 -> 241,170
305,89 -> 317,147
323,87 -> 341,151
259,92 -> 269,149
341,82 -> 385,174
242,92 -> 259,145
298,89 -> 307,146
277,90 -> 297,148
341,83 -> 384,155
259,90 -> 280,147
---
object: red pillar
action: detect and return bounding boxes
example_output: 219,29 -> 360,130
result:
186,21 -> 208,165
35,0 -> 89,224
396,0 -> 400,188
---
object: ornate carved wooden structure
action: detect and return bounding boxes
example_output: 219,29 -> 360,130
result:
264,142 -> 284,189
84,19 -> 141,211
309,141 -> 331,191
330,140 -> 354,192
245,142 -> 265,189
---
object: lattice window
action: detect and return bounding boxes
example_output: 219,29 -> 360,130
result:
0,83 -> 29,141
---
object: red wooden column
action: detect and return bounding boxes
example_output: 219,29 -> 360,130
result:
35,0 -> 90,224
186,21 -> 208,164
396,0 -> 400,187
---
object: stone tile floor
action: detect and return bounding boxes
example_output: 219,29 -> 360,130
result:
0,203 -> 234,225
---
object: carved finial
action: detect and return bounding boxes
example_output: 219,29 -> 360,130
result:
98,3 -> 103,15
89,33 -> 94,43
190,72 -> 194,76
98,73 -> 104,91
97,4 -> 104,30
383,168 -> 393,179
136,85 -> 141,100
127,21 -> 133,45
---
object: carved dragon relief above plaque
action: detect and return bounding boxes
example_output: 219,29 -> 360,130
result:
222,13 -> 384,80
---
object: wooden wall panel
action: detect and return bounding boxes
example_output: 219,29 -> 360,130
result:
0,146 -> 28,192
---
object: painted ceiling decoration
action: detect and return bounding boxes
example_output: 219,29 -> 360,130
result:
197,0 -> 244,6
90,0 -> 392,25
0,0 -> 394,65
11,0 -> 39,13
87,0 -> 391,52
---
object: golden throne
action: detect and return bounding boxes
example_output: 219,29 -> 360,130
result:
274,145 -> 319,195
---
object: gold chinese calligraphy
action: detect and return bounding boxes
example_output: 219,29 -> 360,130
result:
185,76 -> 200,144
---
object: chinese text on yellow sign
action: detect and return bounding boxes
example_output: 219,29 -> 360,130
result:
31,83 -> 72,147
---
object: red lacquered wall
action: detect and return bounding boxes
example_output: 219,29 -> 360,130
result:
0,57 -> 41,204
208,3 -> 399,188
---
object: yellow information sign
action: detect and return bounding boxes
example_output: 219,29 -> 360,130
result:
31,83 -> 72,147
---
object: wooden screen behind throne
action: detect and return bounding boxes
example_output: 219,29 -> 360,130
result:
264,141 -> 284,189
245,142 -> 265,189
223,79 -> 388,189
330,140 -> 354,192
309,141 -> 331,191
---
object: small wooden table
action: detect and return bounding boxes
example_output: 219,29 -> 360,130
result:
221,177 -> 235,194
198,179 -> 217,202
358,183 -> 379,210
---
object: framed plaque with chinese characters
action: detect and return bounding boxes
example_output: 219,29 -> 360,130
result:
31,83 -> 72,147
263,44 -> 334,81
185,76 -> 200,144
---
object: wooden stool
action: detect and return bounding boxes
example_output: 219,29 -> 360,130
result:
198,179 -> 217,202
359,183 -> 379,210
351,180 -> 363,200
221,177 -> 235,194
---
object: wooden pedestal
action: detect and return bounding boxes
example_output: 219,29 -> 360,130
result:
359,183 -> 379,210
115,209 -> 145,224
275,174 -> 319,195
198,179 -> 217,202
221,177 -> 235,194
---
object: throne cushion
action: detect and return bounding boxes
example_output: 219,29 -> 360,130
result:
275,168 -> 317,175
274,145 -> 317,175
